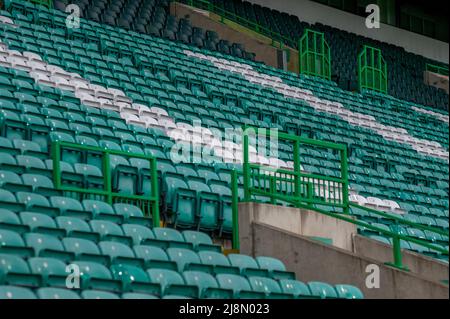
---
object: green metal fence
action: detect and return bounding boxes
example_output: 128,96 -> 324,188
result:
178,0 -> 297,49
299,29 -> 332,80
51,141 -> 160,228
230,129 -> 449,269
426,63 -> 449,77
242,127 -> 349,212
358,45 -> 388,94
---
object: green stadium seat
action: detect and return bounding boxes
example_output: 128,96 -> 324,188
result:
216,274 -> 264,299
0,229 -> 33,257
28,257 -> 67,287
334,284 -> 364,299
121,292 -> 159,299
89,220 -> 131,245
133,245 -> 177,271
256,256 -> 295,280
0,285 -> 36,299
36,287 -> 80,299
279,279 -> 313,298
227,254 -> 269,277
182,270 -> 233,299
98,241 -> 141,266
308,281 -> 339,299
19,212 -> 64,237
81,290 -> 120,299
24,233 -> 73,261
110,264 -> 160,295
0,254 -> 41,287
147,268 -> 198,298
76,261 -> 122,293
122,224 -> 154,245
181,230 -> 221,253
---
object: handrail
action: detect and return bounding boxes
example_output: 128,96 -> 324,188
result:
426,63 -> 449,76
232,129 -> 449,269
177,0 -> 297,49
51,141 -> 160,228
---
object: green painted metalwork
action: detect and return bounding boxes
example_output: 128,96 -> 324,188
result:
358,45 -> 388,94
231,169 -> 239,250
242,127 -> 348,211
299,29 -> 331,80
231,129 -> 448,269
178,0 -> 296,49
51,141 -> 160,228
426,63 -> 449,76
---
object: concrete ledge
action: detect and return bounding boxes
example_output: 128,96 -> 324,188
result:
353,234 -> 449,284
170,2 -> 300,72
239,202 -> 356,251
249,222 -> 449,299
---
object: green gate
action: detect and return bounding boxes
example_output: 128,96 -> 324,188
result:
299,29 -> 331,80
358,45 -> 388,94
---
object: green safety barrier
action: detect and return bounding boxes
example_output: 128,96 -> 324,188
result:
177,0 -> 297,49
230,129 -> 449,270
426,63 -> 449,77
299,29 -> 332,80
358,45 -> 388,94
51,141 -> 160,228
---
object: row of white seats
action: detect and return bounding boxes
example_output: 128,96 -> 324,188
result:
184,49 -> 449,162
411,106 -> 449,124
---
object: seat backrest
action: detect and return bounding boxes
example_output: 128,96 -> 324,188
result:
62,237 -> 100,255
28,257 -> 67,276
98,241 -> 135,259
198,251 -> 231,267
308,281 -> 338,298
0,254 -> 30,274
89,220 -> 123,236
182,230 -> 213,246
248,276 -> 282,294
216,274 -> 251,292
255,256 -> 286,272
153,227 -> 184,242
147,268 -> 185,289
37,287 -> 80,299
182,270 -> 218,291
24,233 -> 63,253
279,279 -> 311,297
227,254 -> 259,271
133,245 -> 169,262
122,224 -> 154,244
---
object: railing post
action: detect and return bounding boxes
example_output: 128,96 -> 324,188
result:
52,142 -> 61,189
385,225 -> 409,271
243,130 -> 251,202
269,175 -> 276,205
293,139 -> 301,207
103,151 -> 113,205
151,158 -> 160,228
231,170 -> 239,250
341,147 -> 349,214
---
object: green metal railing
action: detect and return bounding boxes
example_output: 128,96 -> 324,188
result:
178,0 -> 297,49
230,129 -> 449,269
358,45 -> 388,94
52,141 -> 160,228
242,127 -> 349,212
299,29 -> 331,80
426,63 -> 449,77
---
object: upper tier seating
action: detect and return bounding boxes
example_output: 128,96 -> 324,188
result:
181,0 -> 449,111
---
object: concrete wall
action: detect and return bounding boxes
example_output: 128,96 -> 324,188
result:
170,2 -> 283,69
249,222 -> 449,299
353,234 -> 449,284
238,202 -> 357,251
247,0 -> 449,64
